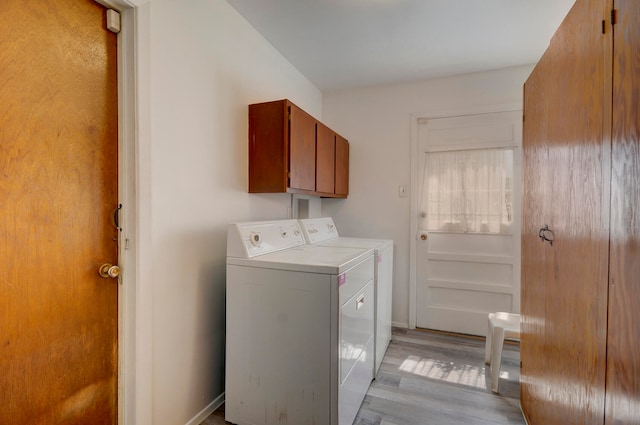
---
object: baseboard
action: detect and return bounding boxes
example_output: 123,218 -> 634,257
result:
391,320 -> 408,329
520,402 -> 529,425
185,392 -> 225,425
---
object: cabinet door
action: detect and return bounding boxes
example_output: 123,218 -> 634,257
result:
521,0 -> 611,424
289,103 -> 316,191
316,122 -> 335,194
335,135 -> 349,197
606,1 -> 640,423
248,100 -> 288,193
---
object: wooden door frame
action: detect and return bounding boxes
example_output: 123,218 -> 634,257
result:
408,103 -> 522,330
93,1 -> 152,424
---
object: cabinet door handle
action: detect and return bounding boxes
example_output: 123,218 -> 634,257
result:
539,225 -> 555,246
356,294 -> 365,310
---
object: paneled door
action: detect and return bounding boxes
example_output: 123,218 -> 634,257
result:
521,0 -> 611,423
415,111 -> 522,336
0,1 -> 120,424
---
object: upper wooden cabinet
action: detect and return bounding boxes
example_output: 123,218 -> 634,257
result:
248,99 -> 349,198
315,122 -> 336,194
288,103 -> 316,192
334,134 -> 349,196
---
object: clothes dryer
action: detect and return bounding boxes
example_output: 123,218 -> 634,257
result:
299,217 -> 394,375
226,219 -> 375,425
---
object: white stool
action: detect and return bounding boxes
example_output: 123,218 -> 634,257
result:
484,312 -> 520,393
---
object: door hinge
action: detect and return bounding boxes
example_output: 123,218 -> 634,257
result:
611,9 -> 617,26
106,9 -> 121,34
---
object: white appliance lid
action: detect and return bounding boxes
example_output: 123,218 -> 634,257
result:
227,244 -> 374,275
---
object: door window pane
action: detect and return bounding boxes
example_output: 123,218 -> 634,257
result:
419,149 -> 514,234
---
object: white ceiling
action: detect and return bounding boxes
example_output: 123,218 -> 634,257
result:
226,0 -> 575,92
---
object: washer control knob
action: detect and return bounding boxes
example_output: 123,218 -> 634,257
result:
250,232 -> 261,246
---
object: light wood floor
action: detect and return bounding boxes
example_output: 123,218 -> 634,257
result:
201,328 -> 524,425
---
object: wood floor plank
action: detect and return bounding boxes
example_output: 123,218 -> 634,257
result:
201,328 -> 525,425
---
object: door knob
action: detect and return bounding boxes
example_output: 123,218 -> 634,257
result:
420,233 -> 428,241
99,263 -> 120,278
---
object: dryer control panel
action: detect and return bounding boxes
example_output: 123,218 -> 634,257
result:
227,219 -> 306,258
299,217 -> 339,244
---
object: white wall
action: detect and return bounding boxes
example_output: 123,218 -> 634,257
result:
321,65 -> 534,328
140,2 -> 533,419
146,1 -> 321,423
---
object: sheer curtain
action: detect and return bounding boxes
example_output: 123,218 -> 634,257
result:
419,148 -> 514,234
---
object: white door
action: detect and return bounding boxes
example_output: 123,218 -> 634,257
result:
415,111 -> 522,336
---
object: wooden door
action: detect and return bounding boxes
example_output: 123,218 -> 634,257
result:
521,0 -> 612,423
0,1 -> 119,424
606,1 -> 640,423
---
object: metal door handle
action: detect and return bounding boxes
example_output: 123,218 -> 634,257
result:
356,294 -> 365,310
539,225 -> 555,246
420,233 -> 428,241
99,263 -> 120,278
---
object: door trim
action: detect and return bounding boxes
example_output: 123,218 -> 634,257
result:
409,103 -> 521,330
93,1 -> 152,424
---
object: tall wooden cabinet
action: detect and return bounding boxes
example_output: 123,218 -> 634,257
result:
248,99 -> 349,198
521,1 -> 640,424
605,1 -> 640,423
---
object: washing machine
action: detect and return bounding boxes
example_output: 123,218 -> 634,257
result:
298,217 -> 393,375
226,219 -> 375,425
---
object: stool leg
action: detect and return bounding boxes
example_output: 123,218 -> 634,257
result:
484,321 -> 492,365
490,326 -> 505,393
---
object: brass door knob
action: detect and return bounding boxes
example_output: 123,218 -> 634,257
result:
420,233 -> 428,241
99,263 -> 120,279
